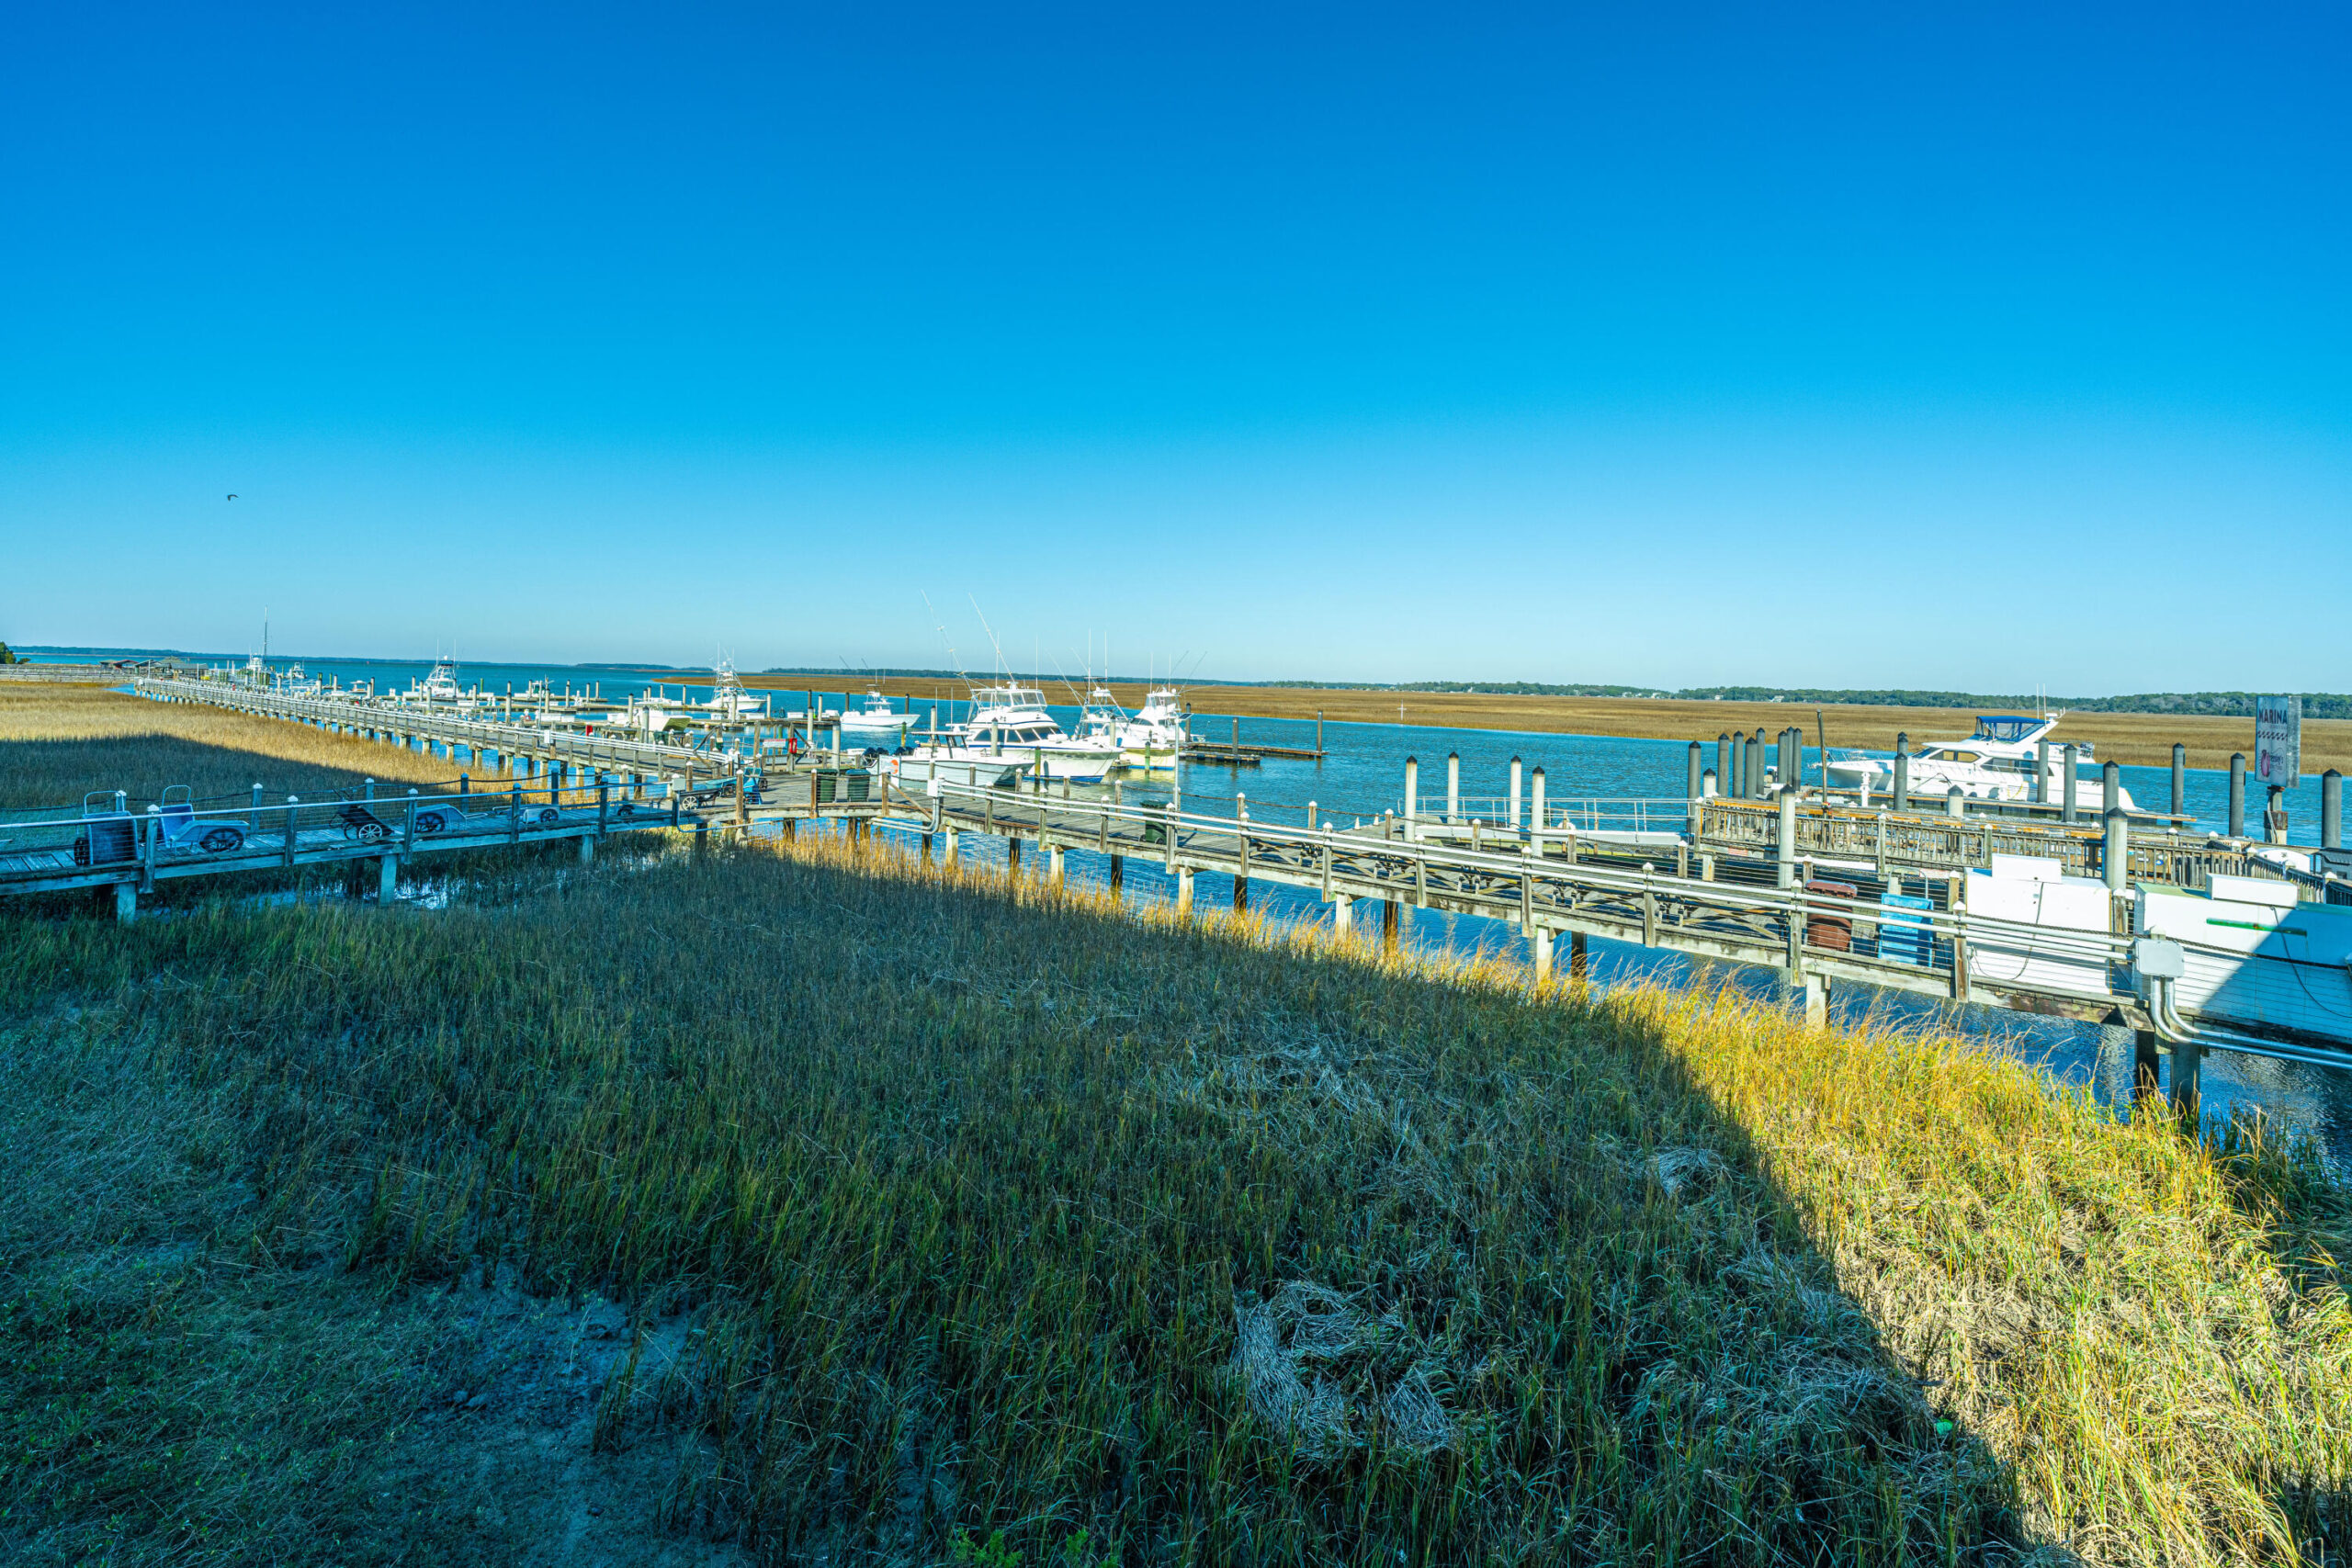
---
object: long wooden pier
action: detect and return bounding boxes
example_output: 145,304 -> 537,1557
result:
135,675 -> 782,787
14,680 -> 2348,1103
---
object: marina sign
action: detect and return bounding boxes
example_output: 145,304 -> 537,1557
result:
2254,694 -> 2301,787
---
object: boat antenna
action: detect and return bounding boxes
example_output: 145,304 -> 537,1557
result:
923,592 -> 976,686
967,595 -> 1010,679
1046,649 -> 1086,705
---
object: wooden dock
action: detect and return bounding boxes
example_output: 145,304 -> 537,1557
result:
14,679 -> 2342,1095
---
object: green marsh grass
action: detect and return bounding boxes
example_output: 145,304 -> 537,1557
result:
2,820 -> 2346,1564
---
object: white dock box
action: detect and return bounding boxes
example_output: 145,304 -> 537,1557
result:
2135,884 -> 2352,1037
1964,868 -> 2118,998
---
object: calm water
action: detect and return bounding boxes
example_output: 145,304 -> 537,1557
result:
50,651 -> 2352,1169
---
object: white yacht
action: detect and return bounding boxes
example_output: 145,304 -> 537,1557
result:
1115,685 -> 1185,771
404,660 -> 485,712
1823,713 -> 2139,813
895,682 -> 1123,784
1071,685 -> 1127,752
839,688 -> 915,746
701,660 -> 770,724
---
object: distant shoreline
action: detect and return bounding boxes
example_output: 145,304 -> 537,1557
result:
17,649 -> 2344,772
789,674 -> 2349,774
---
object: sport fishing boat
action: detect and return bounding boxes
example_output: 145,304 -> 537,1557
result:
838,688 -> 915,746
700,659 -> 770,725
894,682 -> 1123,784
1070,685 -> 1127,753
1115,685 -> 1185,770
1823,713 -> 2139,812
399,660 -> 488,713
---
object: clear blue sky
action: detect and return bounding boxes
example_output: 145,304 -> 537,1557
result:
4,4 -> 2346,690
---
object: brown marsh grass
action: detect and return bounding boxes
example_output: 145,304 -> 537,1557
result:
774,675 -> 2352,774
2,823 -> 2345,1565
0,683 -> 464,815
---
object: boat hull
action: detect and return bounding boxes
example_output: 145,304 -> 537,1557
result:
887,755 -> 1024,789
1826,758 -> 2139,813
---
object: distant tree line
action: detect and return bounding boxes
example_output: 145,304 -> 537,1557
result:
1280,682 -> 2352,719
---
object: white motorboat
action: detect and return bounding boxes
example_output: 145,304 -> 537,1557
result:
881,753 -> 1025,790
896,682 -> 1124,784
839,688 -> 915,746
1823,713 -> 2139,813
1115,684 -> 1185,771
585,692 -> 688,736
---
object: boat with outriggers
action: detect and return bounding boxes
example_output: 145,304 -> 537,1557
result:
1115,684 -> 1185,771
700,659 -> 770,725
889,681 -> 1123,785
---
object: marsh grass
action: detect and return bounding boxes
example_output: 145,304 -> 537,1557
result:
3,820 -> 2346,1564
0,684 -> 463,814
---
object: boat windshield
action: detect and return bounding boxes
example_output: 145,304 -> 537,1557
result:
1971,716 -> 2041,744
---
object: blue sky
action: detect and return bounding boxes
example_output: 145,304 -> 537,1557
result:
3,4 -> 2346,688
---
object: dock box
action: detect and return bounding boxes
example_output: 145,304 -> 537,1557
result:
1963,868 -> 2117,998
1804,879 -> 1858,952
2136,883 -> 2352,1037
1878,893 -> 1932,966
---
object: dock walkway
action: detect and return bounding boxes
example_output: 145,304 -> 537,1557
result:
10,679 -> 2345,1102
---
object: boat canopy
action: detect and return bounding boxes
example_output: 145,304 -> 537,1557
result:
1971,716 -> 2042,744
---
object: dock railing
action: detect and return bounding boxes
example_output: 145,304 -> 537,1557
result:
1400,795 -> 1689,836
1696,795 -> 2297,891
135,676 -> 747,777
922,779 -> 2157,1018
